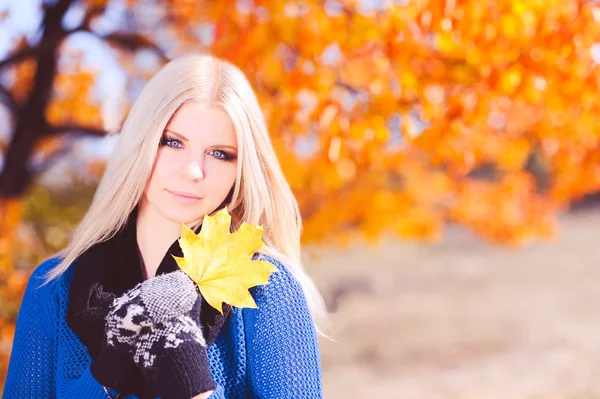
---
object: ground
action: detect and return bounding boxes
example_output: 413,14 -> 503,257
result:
305,210 -> 600,399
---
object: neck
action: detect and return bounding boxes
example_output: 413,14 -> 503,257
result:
136,199 -> 183,278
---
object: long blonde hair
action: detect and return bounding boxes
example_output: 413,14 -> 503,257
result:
46,54 -> 327,333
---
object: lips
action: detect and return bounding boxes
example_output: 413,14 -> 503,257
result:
166,189 -> 202,204
167,189 -> 201,199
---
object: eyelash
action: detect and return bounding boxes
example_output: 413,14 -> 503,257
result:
159,136 -> 236,162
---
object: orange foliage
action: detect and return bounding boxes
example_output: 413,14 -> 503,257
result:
45,63 -> 102,129
0,199 -> 22,385
9,56 -> 37,104
193,0 -> 600,244
3,1 -> 598,249
0,200 -> 21,278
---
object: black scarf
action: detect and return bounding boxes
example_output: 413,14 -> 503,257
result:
66,206 -> 230,398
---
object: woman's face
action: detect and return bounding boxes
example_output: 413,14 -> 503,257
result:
142,102 -> 238,226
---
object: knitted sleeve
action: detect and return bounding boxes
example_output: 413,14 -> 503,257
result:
2,259 -> 113,399
3,259 -> 58,398
243,257 -> 323,398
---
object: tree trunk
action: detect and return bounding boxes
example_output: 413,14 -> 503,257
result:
0,0 -> 74,198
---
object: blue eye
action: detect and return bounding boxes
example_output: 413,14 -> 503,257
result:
212,150 -> 225,159
210,149 -> 236,161
160,137 -> 183,149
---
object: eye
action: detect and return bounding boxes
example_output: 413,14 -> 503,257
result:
160,137 -> 183,149
211,150 -> 225,159
210,149 -> 234,161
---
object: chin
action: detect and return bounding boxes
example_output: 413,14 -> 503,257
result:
157,203 -> 207,226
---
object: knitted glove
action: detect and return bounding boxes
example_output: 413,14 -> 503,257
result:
85,285 -> 156,399
96,270 -> 230,399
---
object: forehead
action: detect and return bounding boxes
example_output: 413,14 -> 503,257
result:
166,103 -> 236,144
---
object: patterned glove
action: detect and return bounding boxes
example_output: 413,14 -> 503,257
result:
95,270 -> 230,399
85,284 -> 155,399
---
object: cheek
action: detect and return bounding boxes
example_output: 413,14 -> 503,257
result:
205,161 -> 237,195
146,150 -> 177,192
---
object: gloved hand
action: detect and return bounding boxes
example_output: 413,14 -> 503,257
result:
82,284 -> 155,399
94,270 -> 231,399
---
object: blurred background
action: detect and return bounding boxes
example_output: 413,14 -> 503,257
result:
0,0 -> 599,397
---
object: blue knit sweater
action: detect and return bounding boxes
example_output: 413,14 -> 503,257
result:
2,257 -> 323,398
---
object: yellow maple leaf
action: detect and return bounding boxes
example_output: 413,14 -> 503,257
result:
173,208 -> 278,314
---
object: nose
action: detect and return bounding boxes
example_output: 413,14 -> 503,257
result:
186,161 -> 204,181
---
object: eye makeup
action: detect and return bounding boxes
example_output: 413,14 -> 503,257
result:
159,135 -> 183,149
160,134 -> 237,162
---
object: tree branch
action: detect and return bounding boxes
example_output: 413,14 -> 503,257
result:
0,47 -> 36,70
103,32 -> 168,61
72,24 -> 169,62
66,3 -> 168,62
48,123 -> 107,137
30,143 -> 72,174
66,4 -> 107,35
0,82 -> 18,111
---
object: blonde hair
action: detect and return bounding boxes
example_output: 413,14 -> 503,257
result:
45,54 -> 327,333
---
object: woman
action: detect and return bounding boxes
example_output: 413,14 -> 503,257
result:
3,55 -> 326,399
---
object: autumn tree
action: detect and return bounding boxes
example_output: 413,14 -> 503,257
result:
1,0 -> 600,387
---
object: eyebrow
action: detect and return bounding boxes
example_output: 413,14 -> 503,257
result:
164,129 -> 188,142
164,129 -> 237,151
